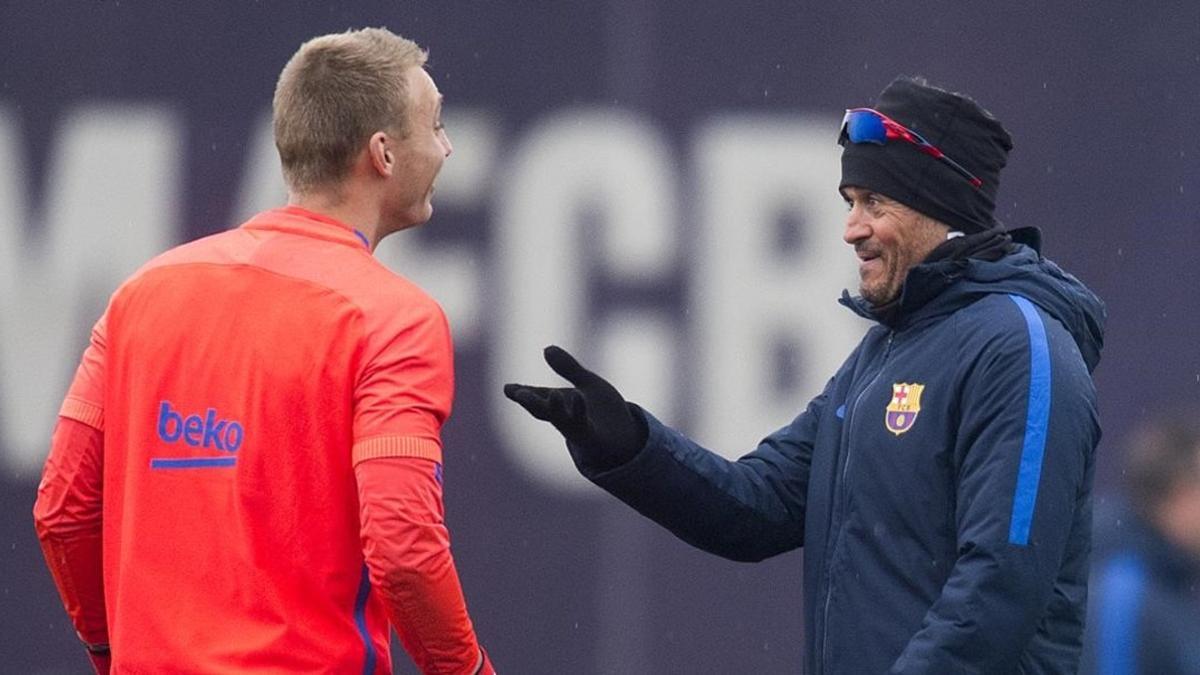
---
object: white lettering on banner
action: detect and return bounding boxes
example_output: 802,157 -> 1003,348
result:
230,111 -> 288,225
493,109 -> 677,493
233,110 -> 493,346
596,311 -> 680,432
0,105 -> 177,474
693,117 -> 866,459
0,105 -> 864,491
374,110 -> 495,346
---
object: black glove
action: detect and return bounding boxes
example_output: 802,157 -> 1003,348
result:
503,345 -> 648,473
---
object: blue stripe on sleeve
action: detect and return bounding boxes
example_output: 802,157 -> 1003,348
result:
1098,553 -> 1146,675
1006,295 -> 1052,546
355,564 -> 377,674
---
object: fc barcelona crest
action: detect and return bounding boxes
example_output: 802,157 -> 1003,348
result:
885,383 -> 924,435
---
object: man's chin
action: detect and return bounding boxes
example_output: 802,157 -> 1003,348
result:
859,285 -> 897,307
397,202 -> 434,229
858,278 -> 882,303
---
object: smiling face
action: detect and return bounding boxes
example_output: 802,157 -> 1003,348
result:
383,66 -> 453,230
841,186 -> 949,306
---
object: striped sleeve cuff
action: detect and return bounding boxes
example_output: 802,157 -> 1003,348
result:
353,435 -> 442,466
59,397 -> 104,430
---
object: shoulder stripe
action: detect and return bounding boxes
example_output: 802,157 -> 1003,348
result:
1006,294 -> 1051,546
353,435 -> 442,466
1097,553 -> 1145,675
60,397 -> 104,430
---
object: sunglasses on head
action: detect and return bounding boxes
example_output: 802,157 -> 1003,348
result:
839,107 -> 983,189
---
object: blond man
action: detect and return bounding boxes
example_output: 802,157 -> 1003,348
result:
35,28 -> 493,674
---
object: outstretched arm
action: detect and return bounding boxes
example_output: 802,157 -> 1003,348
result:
505,345 -> 828,562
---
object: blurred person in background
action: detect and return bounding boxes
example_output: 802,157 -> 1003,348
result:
507,76 -> 1105,673
33,27 -> 493,674
1080,410 -> 1200,674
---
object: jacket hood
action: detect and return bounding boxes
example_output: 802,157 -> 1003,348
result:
841,233 -> 1106,372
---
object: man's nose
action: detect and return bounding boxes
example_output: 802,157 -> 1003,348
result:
844,211 -> 870,245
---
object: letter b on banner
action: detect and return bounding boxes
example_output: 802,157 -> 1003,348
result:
692,116 -> 865,458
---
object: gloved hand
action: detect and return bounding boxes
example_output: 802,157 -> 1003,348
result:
503,346 -> 648,473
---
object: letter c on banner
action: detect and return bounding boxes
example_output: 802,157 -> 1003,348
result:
493,108 -> 677,495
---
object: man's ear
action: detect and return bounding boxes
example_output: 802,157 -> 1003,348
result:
368,131 -> 393,177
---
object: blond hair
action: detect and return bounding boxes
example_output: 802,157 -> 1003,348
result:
273,27 -> 427,193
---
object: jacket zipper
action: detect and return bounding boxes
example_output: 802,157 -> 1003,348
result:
818,331 -> 893,673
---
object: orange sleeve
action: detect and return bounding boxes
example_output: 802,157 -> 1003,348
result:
60,313 -> 107,429
356,457 -> 482,674
33,416 -> 109,650
352,303 -> 453,466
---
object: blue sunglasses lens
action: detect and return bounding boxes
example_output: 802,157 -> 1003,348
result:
839,108 -> 983,188
844,110 -> 886,144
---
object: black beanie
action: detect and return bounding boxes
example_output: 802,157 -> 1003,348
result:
839,76 -> 1013,233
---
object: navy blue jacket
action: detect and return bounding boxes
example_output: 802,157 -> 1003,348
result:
582,243 -> 1105,674
1080,502 -> 1200,674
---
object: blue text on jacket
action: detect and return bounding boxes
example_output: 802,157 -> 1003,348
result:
156,401 -> 244,452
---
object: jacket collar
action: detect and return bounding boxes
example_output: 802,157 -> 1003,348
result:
839,227 -> 1035,329
241,207 -> 372,251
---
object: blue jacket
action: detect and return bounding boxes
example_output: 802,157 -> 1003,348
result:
1080,502 -> 1200,675
582,241 -> 1105,674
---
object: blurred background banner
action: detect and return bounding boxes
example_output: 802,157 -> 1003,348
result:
2,2 -> 1197,672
